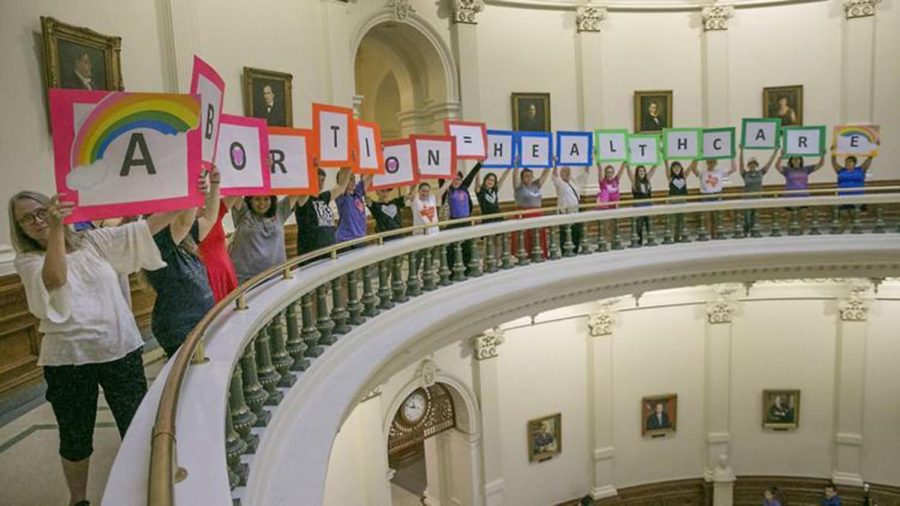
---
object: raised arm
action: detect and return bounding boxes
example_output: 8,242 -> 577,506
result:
664,159 -> 673,181
330,167 -> 353,196
812,153 -> 826,172
774,149 -> 785,174
460,162 -> 482,190
537,168 -> 552,188
513,167 -> 521,189
624,164 -> 635,184
435,178 -> 453,201
725,157 -> 738,176
615,162 -> 626,180
687,159 -> 700,178
739,145 -> 747,175
40,195 -> 75,291
197,168 -> 221,241
761,147 -> 778,174
647,165 -> 659,179
861,155 -> 874,171
830,144 -> 841,173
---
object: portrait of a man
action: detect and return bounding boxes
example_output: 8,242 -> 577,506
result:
642,394 -> 677,436
634,90 -> 673,133
527,413 -> 561,462
41,16 -> 123,97
763,85 -> 803,127
512,93 -> 551,132
243,67 -> 294,127
763,390 -> 800,429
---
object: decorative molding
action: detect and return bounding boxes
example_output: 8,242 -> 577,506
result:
713,454 -> 736,483
593,446 -> 615,460
386,0 -> 415,20
832,471 -> 865,487
473,328 -> 505,360
588,307 -> 615,336
838,293 -> 869,321
591,484 -> 619,500
706,431 -> 731,444
701,4 -> 735,30
418,358 -> 438,387
835,432 -> 863,446
453,0 -> 485,24
843,0 -> 881,19
360,386 -> 382,403
484,478 -> 506,497
576,4 -> 608,32
706,299 -> 736,324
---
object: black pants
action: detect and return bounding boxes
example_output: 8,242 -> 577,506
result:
43,348 -> 148,461
445,222 -> 472,271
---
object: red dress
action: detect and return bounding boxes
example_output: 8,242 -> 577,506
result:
199,203 -> 239,302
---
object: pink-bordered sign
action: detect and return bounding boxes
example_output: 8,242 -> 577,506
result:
216,114 -> 272,196
189,55 -> 226,170
370,139 -> 417,190
49,88 -> 204,224
444,120 -> 488,160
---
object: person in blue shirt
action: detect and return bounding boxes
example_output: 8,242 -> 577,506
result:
822,483 -> 842,506
831,143 -> 876,197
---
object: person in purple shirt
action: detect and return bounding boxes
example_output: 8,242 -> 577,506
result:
334,173 -> 373,245
442,162 -> 482,271
775,150 -> 824,197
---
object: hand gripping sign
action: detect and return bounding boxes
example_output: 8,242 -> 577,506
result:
49,89 -> 204,223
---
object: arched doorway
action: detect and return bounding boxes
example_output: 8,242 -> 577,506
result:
385,377 -> 481,506
353,18 -> 459,138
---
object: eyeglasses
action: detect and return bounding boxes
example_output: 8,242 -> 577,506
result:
18,208 -> 49,227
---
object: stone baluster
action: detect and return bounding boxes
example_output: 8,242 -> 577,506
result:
269,312 -> 295,388
285,300 -> 310,371
467,238 -> 483,277
241,340 -> 269,426
596,220 -> 609,251
330,277 -> 351,334
830,206 -> 843,234
229,362 -> 258,450
225,399 -> 249,489
548,225 -> 562,260
346,269 -> 365,325
407,251 -> 422,296
629,218 -> 640,248
316,285 -> 336,345
378,261 -> 394,309
850,207 -> 863,234
530,229 -> 545,263
484,235 -> 497,273
422,247 -> 438,290
392,256 -> 408,302
438,245 -> 453,285
873,206 -> 886,233
452,242 -> 467,281
301,293 -> 323,358
769,210 -> 783,237
788,208 -> 802,235
610,218 -> 623,249
255,325 -> 282,405
809,207 -> 822,235
645,216 -> 657,246
515,229 -> 530,265
362,264 -> 380,317
500,232 -> 514,269
697,212 -> 710,241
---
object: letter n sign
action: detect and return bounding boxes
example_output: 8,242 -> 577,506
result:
312,103 -> 353,167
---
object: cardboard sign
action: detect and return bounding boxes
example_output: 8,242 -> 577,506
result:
371,140 -> 416,190
663,128 -> 701,160
742,118 -> 781,150
783,126 -> 826,157
411,135 -> 457,179
444,120 -> 487,160
189,56 -> 225,170
702,127 -> 735,160
312,103 -> 353,167
483,130 -> 516,168
556,131 -> 593,167
49,89 -> 203,223
595,130 -> 628,162
351,120 -> 385,175
833,125 -> 880,156
268,127 -> 318,195
627,134 -> 660,165
216,114 -> 271,196
517,132 -> 553,169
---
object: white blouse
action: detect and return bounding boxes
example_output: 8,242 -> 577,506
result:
15,221 -> 166,366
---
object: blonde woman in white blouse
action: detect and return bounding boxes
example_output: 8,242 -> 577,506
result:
8,191 -> 185,506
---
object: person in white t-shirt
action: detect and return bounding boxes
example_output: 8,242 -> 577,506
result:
408,181 -> 451,236
697,158 -> 737,200
551,164 -> 590,252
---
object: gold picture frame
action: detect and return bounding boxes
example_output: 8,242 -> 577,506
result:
243,66 -> 294,127
634,90 -> 673,133
40,16 -> 123,93
527,413 -> 562,462
763,85 -> 803,127
642,393 -> 678,437
511,92 -> 551,132
762,389 -> 800,430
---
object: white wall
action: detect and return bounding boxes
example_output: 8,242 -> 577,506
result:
323,281 -> 900,505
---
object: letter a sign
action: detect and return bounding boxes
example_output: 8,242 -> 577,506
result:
49,89 -> 204,223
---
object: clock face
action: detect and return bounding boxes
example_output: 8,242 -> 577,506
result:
402,391 -> 427,424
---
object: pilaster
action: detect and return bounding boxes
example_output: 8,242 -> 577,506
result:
473,328 -> 505,505
588,301 -> 618,500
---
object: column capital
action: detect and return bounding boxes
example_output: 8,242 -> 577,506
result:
588,308 -> 615,337
473,328 -> 504,360
838,295 -> 869,321
453,0 -> 485,25
843,0 -> 881,19
702,4 -> 734,31
576,4 -> 608,33
386,0 -> 415,21
706,300 -> 736,324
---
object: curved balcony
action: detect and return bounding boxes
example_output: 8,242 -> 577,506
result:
101,188 -> 900,506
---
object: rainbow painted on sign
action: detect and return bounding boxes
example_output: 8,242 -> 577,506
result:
71,92 -> 200,168
838,125 -> 878,142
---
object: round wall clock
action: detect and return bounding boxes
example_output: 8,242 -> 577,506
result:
401,389 -> 428,425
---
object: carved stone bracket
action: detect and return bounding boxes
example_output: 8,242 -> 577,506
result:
387,0 -> 415,21
701,4 -> 734,31
360,386 -> 382,403
843,0 -> 881,19
576,5 -> 608,33
839,281 -> 872,321
418,358 -> 438,386
473,328 -> 504,360
453,0 -> 485,24
707,284 -> 740,324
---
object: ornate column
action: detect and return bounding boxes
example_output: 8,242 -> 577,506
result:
700,4 -> 734,126
841,0 -> 881,122
832,282 -> 871,486
157,0 -> 201,91
358,387 -> 393,506
587,301 -> 618,500
451,0 -> 485,118
472,328 -> 504,506
575,4 -> 607,197
322,0 -> 354,106
704,286 -> 739,506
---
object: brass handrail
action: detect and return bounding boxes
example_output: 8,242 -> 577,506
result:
147,184 -> 900,505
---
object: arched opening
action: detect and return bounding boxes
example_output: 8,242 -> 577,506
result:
386,380 -> 479,506
353,20 -> 457,138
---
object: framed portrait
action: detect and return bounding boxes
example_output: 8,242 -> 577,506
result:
642,394 -> 677,437
634,90 -> 673,134
527,413 -> 561,462
243,66 -> 293,127
763,85 -> 803,127
762,389 -> 800,430
512,92 -> 551,133
41,16 -> 123,93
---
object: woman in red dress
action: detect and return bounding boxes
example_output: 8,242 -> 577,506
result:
198,170 -> 238,301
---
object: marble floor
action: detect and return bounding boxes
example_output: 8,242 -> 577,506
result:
0,353 -> 165,506
391,484 -> 424,506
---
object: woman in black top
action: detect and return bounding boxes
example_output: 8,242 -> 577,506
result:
665,159 -> 697,242
367,186 -> 411,238
475,169 -> 511,223
626,164 -> 657,245
294,165 -> 353,256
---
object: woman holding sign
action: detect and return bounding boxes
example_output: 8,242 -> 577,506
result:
665,159 -> 697,242
475,170 -> 510,223
596,163 -> 626,210
775,153 -> 825,197
9,190 -> 190,506
626,164 -> 658,244
830,143 -> 875,197
227,191 -> 301,283
513,163 -> 551,257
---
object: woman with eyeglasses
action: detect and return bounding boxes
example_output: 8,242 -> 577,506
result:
8,181 -> 199,506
